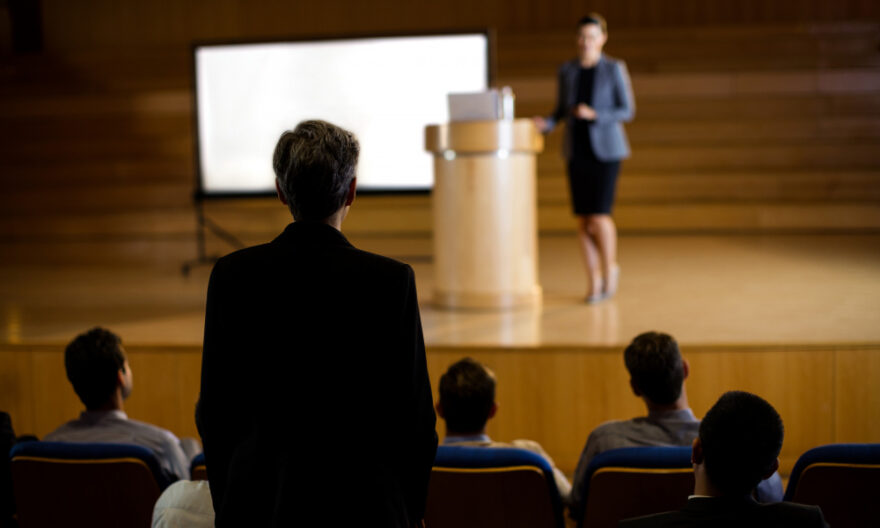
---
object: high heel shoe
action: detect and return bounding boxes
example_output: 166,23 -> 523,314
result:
586,277 -> 606,304
603,264 -> 620,299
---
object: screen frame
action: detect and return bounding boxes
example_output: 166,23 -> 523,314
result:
190,29 -> 496,200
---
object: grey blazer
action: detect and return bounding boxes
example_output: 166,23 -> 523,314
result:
545,54 -> 635,161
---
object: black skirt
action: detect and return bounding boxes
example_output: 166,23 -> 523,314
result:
567,138 -> 621,215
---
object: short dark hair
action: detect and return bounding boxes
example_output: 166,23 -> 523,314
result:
64,327 -> 126,410
624,331 -> 684,405
438,358 -> 496,434
700,391 -> 784,496
578,13 -> 608,35
272,119 -> 359,222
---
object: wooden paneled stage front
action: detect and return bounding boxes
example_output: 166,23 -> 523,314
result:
1,233 -> 879,478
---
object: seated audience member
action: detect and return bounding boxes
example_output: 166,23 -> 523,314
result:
437,358 -> 571,502
1,412 -> 15,528
570,332 -> 781,520
44,327 -> 198,482
152,479 -> 214,528
152,404 -> 215,528
620,391 -> 828,527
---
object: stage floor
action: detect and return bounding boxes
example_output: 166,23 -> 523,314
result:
1,233 -> 879,348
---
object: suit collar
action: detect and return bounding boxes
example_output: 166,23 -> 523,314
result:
565,53 -> 608,72
563,54 -> 609,106
683,495 -> 760,514
274,221 -> 354,249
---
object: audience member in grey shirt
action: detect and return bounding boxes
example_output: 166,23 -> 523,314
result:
44,328 -> 198,482
569,332 -> 783,522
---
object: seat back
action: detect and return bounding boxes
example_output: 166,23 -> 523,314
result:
190,452 -> 207,480
10,441 -> 168,528
424,445 -> 563,528
580,446 -> 693,528
785,443 -> 880,528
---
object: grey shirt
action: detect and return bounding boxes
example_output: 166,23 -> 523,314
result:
44,409 -> 190,482
569,408 -> 783,521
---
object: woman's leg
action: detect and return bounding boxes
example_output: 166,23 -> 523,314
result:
577,215 -> 603,300
590,214 -> 619,296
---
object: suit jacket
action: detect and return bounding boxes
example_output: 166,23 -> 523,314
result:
619,496 -> 829,528
198,221 -> 437,527
1,412 -> 15,526
545,54 -> 635,161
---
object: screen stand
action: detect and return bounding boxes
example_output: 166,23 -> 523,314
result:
181,197 -> 245,276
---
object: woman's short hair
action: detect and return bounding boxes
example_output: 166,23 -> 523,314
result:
578,13 -> 608,35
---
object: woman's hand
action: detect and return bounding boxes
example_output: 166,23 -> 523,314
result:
574,103 -> 597,120
532,116 -> 549,132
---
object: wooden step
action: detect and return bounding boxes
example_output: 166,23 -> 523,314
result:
537,142 -> 880,171
0,238 -> 200,266
541,201 -> 880,232
0,113 -> 192,140
0,90 -> 190,119
536,170 -> 880,202
0,136 -> 192,162
516,93 -> 880,121
497,22 -> 880,74
530,117 -> 880,146
0,233 -> 434,266
0,181 -> 195,214
505,68 -> 880,104
0,209 -> 196,238
2,159 -> 193,187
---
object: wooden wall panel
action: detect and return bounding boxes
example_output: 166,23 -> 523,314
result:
1,343 -> 877,477
0,345 -> 202,441
685,348 -> 836,472
126,348 -> 202,440
427,344 -> 868,476
0,348 -> 35,435
835,348 -> 880,442
34,0 -> 880,52
29,348 -> 80,437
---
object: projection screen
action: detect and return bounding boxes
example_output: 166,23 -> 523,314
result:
194,32 -> 490,195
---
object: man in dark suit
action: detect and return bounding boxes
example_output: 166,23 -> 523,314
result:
620,391 -> 828,528
198,120 -> 437,527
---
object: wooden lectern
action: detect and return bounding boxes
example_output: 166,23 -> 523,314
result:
425,119 -> 544,309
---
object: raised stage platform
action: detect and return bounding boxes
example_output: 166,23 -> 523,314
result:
2,233 -> 877,347
1,233 -> 879,478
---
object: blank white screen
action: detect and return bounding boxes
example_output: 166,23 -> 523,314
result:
195,34 -> 488,193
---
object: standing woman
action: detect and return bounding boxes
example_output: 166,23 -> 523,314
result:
534,14 -> 635,302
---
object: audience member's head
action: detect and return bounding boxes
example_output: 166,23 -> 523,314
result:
624,331 -> 686,406
272,119 -> 360,222
697,391 -> 783,497
65,327 -> 131,410
437,358 -> 497,435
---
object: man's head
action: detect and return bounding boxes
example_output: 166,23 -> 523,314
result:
437,357 -> 497,435
65,327 -> 132,410
696,391 -> 783,497
624,331 -> 687,406
273,119 -> 359,222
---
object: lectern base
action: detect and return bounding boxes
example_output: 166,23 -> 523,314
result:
433,287 -> 543,310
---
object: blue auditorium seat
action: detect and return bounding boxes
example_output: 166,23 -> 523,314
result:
425,444 -> 564,528
785,443 -> 880,528
579,446 -> 693,528
10,441 -> 170,528
190,451 -> 207,480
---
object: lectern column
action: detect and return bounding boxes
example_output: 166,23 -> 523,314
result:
425,119 -> 544,309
